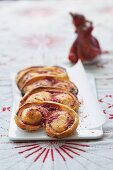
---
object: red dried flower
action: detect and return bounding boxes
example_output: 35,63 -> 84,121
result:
68,13 -> 108,64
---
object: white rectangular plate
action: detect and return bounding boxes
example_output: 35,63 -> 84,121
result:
9,60 -> 106,140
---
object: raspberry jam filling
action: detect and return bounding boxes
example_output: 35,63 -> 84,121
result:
38,106 -> 49,118
22,74 -> 33,85
48,114 -> 60,124
67,118 -> 74,128
40,103 -> 60,112
24,78 -> 70,92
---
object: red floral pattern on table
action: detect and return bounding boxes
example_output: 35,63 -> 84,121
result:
101,6 -> 113,14
21,35 -> 64,48
2,107 -> 11,112
96,58 -> 113,69
17,7 -> 55,17
0,135 -> 113,170
99,95 -> 113,119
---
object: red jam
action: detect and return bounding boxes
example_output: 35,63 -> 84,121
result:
67,116 -> 74,128
41,103 -> 60,112
38,106 -> 49,118
48,114 -> 59,124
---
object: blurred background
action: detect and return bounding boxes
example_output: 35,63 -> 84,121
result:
0,0 -> 113,72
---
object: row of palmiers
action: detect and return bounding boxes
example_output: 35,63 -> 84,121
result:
16,66 -> 78,96
15,66 -> 79,138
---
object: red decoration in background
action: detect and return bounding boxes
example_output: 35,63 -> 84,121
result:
2,106 -> 11,112
98,94 -> 113,119
68,13 -> 108,64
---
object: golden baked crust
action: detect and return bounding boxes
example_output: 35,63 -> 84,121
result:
15,104 -> 43,131
15,101 -> 79,137
16,66 -> 69,90
44,102 -> 79,138
20,87 -> 80,111
21,75 -> 78,96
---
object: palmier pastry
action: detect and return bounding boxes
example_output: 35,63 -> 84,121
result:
16,66 -> 69,90
45,103 -> 79,138
21,76 -> 78,96
20,87 -> 80,111
15,101 -> 79,138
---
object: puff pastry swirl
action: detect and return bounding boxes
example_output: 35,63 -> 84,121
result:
16,66 -> 69,90
20,87 -> 79,111
21,75 -> 78,96
15,101 -> 79,138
